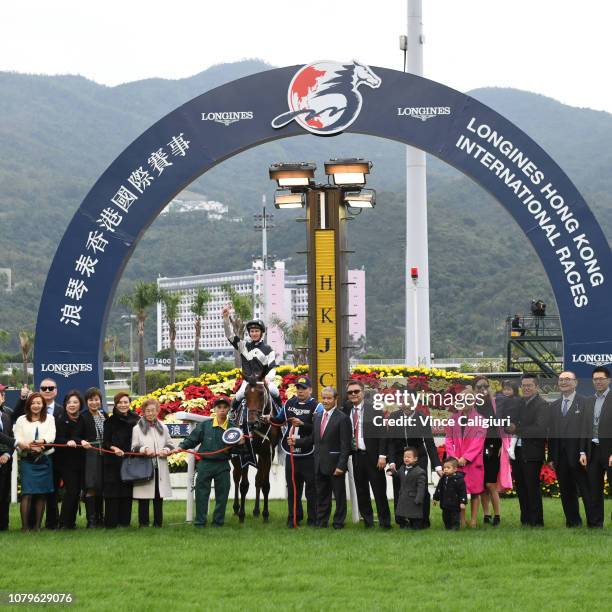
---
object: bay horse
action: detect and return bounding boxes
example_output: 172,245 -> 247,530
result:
231,376 -> 279,523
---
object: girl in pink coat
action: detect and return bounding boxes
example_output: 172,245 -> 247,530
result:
444,387 -> 486,527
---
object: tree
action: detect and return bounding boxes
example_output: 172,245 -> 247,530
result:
222,282 -> 254,367
103,335 -> 118,361
159,290 -> 183,384
270,316 -> 308,366
0,329 -> 9,375
118,281 -> 160,395
190,287 -> 211,376
18,330 -> 34,386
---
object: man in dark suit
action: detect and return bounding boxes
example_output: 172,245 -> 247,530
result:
289,386 -> 351,529
508,373 -> 549,526
0,403 -> 16,531
342,380 -> 391,529
386,405 -> 442,527
547,371 -> 591,527
581,366 -> 612,528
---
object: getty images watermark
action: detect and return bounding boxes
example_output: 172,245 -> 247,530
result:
370,390 -> 511,429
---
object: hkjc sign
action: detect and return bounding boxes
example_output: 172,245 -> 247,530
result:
35,60 -> 612,399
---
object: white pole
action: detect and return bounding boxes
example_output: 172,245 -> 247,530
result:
413,280 -> 419,365
405,0 -> 431,367
186,452 -> 195,522
261,195 -> 268,327
11,452 -> 17,503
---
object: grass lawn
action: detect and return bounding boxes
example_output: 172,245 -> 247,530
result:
2,498 -> 611,611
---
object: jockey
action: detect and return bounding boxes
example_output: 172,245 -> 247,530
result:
222,307 -> 280,406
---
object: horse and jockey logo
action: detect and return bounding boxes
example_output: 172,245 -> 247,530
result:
271,60 -> 381,135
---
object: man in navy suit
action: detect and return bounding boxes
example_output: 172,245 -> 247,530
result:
547,371 -> 591,527
582,366 -> 612,528
289,387 -> 351,529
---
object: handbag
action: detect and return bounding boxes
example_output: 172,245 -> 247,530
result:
120,455 -> 154,483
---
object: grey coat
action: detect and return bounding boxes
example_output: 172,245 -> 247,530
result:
395,464 -> 427,519
131,419 -> 175,499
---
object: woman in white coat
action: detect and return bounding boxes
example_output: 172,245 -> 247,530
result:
131,398 -> 174,527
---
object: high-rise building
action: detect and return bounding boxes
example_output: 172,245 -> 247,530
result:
157,260 -> 365,362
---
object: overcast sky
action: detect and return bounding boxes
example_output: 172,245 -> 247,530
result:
3,0 -> 611,112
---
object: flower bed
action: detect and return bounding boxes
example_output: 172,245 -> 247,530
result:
133,364 -> 472,472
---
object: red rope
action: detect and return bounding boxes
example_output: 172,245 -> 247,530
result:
38,439 -> 256,460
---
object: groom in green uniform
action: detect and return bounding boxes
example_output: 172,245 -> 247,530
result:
178,397 -> 241,527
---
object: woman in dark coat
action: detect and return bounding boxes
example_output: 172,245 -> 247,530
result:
103,392 -> 138,528
80,387 -> 108,528
54,391 -> 86,529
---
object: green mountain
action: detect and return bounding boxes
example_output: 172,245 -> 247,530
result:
1,61 -> 611,359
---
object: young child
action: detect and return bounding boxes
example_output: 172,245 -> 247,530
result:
395,447 -> 427,530
499,379 -> 521,460
433,457 -> 468,530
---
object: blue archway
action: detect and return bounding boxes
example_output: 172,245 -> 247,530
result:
35,63 -> 612,395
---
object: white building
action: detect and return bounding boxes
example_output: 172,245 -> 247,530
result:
157,261 -> 366,361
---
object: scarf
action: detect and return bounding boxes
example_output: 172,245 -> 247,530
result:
138,416 -> 164,435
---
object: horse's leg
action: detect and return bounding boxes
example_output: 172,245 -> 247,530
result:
238,466 -> 249,523
253,464 -> 261,517
257,446 -> 272,523
232,458 -> 241,515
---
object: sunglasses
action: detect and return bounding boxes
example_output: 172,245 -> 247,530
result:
347,389 -> 362,395
40,386 -> 56,392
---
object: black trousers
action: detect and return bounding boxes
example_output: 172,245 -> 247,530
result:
442,508 -> 461,530
586,443 -> 612,528
58,467 -> 82,529
285,455 -> 316,525
105,497 -> 133,528
392,458 -> 431,527
45,462 -> 61,528
555,451 -> 591,527
138,469 -> 163,527
352,451 -> 390,527
0,459 -> 12,531
315,470 -> 346,528
511,448 -> 543,526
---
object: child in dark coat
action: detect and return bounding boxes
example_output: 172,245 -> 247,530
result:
433,457 -> 467,530
395,447 -> 427,529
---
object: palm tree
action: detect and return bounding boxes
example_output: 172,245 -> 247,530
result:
118,281 -> 159,395
0,329 -> 9,375
222,282 -> 254,367
18,330 -> 34,385
103,335 -> 118,362
159,290 -> 183,384
190,287 -> 211,376
270,316 -> 308,366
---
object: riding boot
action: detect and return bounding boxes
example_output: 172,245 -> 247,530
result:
85,497 -> 96,529
94,496 -> 104,527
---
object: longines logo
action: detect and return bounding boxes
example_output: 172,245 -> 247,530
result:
201,111 -> 254,126
41,363 -> 93,378
571,353 -> 612,367
397,106 -> 451,122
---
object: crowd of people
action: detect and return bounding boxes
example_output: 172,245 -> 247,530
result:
0,364 -> 610,533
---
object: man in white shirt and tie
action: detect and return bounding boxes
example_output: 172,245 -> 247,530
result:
547,371 -> 590,527
289,387 -> 351,529
342,380 -> 391,529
